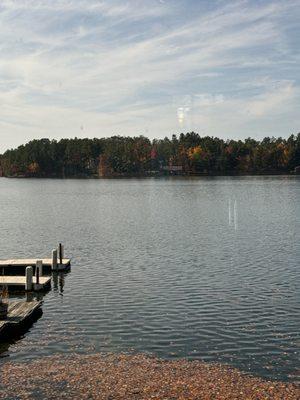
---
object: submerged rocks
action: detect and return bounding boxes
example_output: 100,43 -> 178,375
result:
0,353 -> 299,399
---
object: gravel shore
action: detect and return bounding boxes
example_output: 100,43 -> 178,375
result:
0,354 -> 299,399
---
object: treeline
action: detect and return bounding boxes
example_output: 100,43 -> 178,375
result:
0,132 -> 299,177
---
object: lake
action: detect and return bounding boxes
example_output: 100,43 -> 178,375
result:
0,176 -> 299,382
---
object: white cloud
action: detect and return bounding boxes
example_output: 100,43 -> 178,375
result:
246,82 -> 295,117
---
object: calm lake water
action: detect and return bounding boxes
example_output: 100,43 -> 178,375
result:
0,176 -> 299,382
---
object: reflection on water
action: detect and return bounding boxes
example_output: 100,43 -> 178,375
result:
52,272 -> 66,295
228,198 -> 238,231
0,176 -> 299,382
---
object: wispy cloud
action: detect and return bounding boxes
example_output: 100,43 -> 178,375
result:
0,0 -> 299,151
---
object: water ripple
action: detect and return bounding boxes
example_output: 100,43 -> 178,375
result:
0,176 -> 299,383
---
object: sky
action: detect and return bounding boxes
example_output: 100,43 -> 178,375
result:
0,0 -> 299,152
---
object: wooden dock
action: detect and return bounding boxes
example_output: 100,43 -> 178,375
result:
0,300 -> 42,339
0,276 -> 51,291
0,258 -> 71,273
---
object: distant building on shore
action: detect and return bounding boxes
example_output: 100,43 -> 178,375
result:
295,166 -> 300,174
162,165 -> 183,175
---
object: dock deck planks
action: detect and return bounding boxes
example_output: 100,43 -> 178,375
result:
0,300 -> 42,338
0,258 -> 71,269
0,276 -> 51,289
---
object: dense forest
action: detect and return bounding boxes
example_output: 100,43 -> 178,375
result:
0,132 -> 299,177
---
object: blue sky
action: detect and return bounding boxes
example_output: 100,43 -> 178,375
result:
0,0 -> 299,152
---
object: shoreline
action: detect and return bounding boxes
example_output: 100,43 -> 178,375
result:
0,353 -> 299,399
0,172 -> 298,179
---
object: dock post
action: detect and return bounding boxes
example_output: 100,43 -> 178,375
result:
36,259 -> 43,277
25,266 -> 33,291
58,243 -> 64,264
52,249 -> 58,271
36,264 -> 40,285
26,292 -> 34,302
